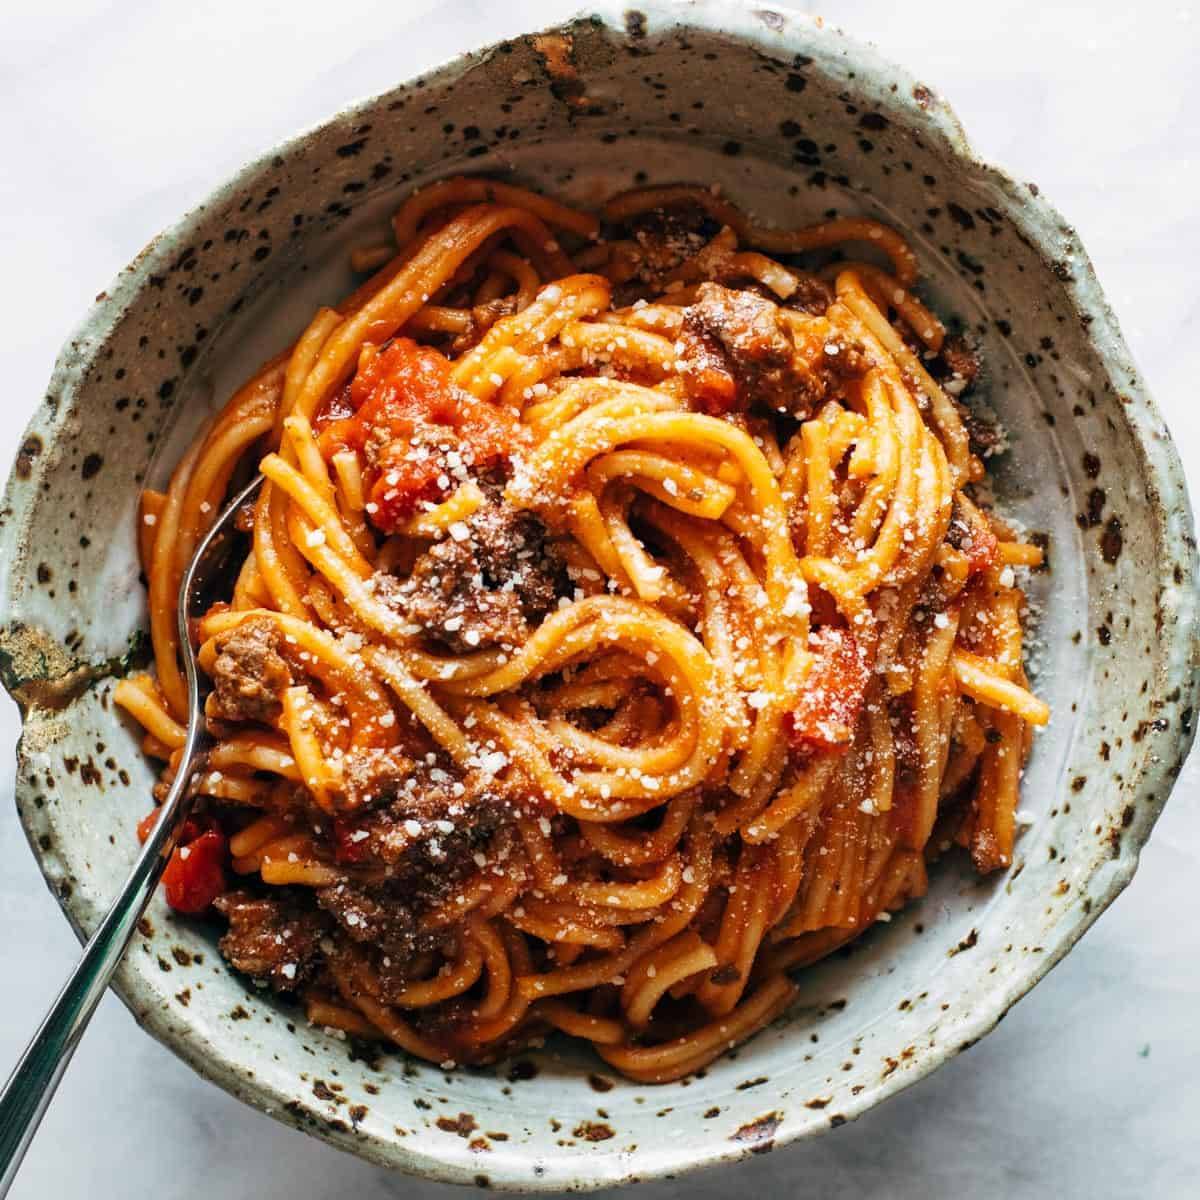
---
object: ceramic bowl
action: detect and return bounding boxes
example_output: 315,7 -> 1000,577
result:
2,2 -> 1196,1190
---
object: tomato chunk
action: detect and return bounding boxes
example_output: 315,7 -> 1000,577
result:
161,828 -> 228,914
332,816 -> 371,864
677,327 -> 738,415
136,808 -> 161,844
948,501 -> 999,576
319,338 -> 526,531
785,626 -> 871,753
137,810 -> 206,846
964,523 -> 998,575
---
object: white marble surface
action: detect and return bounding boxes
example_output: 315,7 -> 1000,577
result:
1,1 -> 1198,1196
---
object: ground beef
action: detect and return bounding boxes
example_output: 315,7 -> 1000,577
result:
318,803 -> 516,956
624,205 -> 717,290
362,417 -> 456,473
336,749 -> 480,823
383,493 -> 565,652
208,617 -> 292,724
337,762 -> 514,865
931,334 -> 987,457
937,333 -> 982,395
315,880 -> 425,954
957,398 -> 1007,461
786,272 -> 836,316
680,282 -> 824,418
214,888 -> 330,991
339,747 -> 419,811
447,297 -> 519,356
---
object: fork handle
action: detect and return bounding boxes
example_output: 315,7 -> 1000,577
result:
0,784 -> 198,1197
0,830 -> 173,1194
0,619 -> 217,1198
0,473 -> 250,1195
0,706 -> 208,1196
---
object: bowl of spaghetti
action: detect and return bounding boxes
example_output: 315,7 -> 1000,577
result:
2,2 -> 1195,1190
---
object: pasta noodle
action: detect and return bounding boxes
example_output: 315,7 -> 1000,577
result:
116,176 -> 1046,1081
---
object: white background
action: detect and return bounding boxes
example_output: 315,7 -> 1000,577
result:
2,2 -> 1198,1196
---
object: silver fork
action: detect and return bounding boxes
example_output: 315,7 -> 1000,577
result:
0,474 -> 264,1197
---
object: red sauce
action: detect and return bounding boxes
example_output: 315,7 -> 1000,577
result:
677,328 -> 738,415
332,816 -> 371,864
785,626 -> 871,754
139,812 -> 229,912
319,339 -> 526,531
949,502 -> 999,576
160,827 -> 228,914
965,523 -> 999,575
315,381 -> 356,432
136,807 -> 163,845
889,783 -> 918,845
138,810 -> 206,847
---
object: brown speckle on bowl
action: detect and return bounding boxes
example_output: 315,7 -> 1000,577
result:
436,1113 -> 479,1138
573,1121 -> 615,1142
14,435 -> 42,480
949,928 -> 979,956
729,1111 -> 782,1154
1101,515 -> 1124,563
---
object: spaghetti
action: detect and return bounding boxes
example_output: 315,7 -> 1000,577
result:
116,177 -> 1047,1082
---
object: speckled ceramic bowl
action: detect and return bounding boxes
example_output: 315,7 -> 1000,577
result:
2,2 -> 1196,1190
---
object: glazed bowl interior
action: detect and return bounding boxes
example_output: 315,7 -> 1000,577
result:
1,4 -> 1195,1190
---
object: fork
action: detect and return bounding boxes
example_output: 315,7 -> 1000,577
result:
0,474 -> 264,1197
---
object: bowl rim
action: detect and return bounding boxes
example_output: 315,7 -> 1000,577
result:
2,0 -> 1197,1189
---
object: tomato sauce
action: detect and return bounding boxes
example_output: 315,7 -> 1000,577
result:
785,625 -> 871,754
677,327 -> 739,415
948,501 -> 999,577
331,816 -> 371,864
964,523 -> 998,575
318,338 -> 526,531
139,810 -> 229,914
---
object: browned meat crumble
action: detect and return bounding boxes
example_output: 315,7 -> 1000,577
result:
377,493 -> 566,652
209,616 -> 292,723
214,889 -> 330,991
